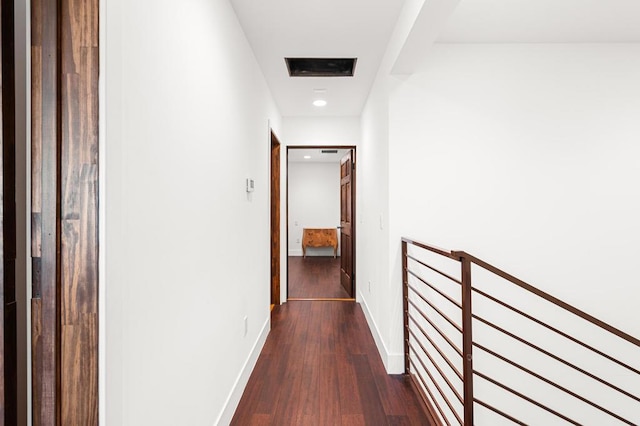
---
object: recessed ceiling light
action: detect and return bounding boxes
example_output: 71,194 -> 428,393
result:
304,155 -> 311,159
313,99 -> 327,107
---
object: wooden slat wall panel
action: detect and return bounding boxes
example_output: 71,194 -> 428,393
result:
31,0 -> 99,423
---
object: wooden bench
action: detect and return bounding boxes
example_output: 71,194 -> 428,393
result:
302,228 -> 338,258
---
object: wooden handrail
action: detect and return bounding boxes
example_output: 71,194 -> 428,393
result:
402,237 -> 640,425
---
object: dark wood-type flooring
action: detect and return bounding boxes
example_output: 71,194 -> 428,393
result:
231,301 -> 432,425
288,256 -> 350,299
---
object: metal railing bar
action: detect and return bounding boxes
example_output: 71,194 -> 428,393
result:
408,272 -> 462,310
474,342 -> 636,425
408,288 -> 462,333
408,300 -> 463,357
474,371 -> 581,425
409,363 -> 453,426
408,313 -> 463,381
406,253 -> 462,285
473,286 -> 640,376
473,314 -> 640,403
409,348 -> 463,426
455,251 -> 640,348
402,238 -> 460,260
409,328 -> 464,403
403,238 -> 640,425
474,398 -> 527,425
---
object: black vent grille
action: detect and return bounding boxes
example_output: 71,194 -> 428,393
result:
321,149 -> 339,154
285,58 -> 357,77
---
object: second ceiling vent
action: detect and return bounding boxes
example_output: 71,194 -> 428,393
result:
285,58 -> 357,77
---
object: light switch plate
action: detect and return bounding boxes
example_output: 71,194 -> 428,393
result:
246,178 -> 255,192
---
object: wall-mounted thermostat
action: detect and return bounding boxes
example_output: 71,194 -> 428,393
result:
246,178 -> 255,193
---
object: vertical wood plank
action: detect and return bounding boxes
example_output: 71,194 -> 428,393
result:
59,0 -> 99,422
30,299 -> 42,426
31,0 -> 58,425
31,0 -> 59,421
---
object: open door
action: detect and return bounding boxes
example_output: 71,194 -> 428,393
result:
339,150 -> 355,297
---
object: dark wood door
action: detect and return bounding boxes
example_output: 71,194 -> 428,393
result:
340,151 -> 354,297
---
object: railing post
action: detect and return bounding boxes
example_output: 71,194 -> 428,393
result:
402,240 -> 410,374
461,256 -> 474,425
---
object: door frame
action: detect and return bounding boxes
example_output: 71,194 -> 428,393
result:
270,131 -> 281,306
1,0 -> 18,421
285,145 -> 356,301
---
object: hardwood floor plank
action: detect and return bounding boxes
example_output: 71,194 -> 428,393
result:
231,301 -> 432,425
318,353 -> 342,425
250,413 -> 272,425
271,308 -> 308,424
352,354 -> 388,425
288,256 -> 350,299
299,303 -> 321,418
342,414 -> 366,426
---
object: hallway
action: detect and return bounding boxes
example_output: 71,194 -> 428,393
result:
231,301 -> 431,425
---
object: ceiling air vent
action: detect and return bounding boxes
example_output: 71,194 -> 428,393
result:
321,149 -> 339,154
285,58 -> 357,77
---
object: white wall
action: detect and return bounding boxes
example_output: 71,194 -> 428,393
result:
389,42 -> 640,336
363,40 -> 640,423
390,44 -> 640,424
282,116 -> 360,147
104,0 -> 281,424
357,0 -> 427,374
287,162 -> 340,256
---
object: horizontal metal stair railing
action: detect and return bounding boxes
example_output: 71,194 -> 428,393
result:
402,237 -> 640,426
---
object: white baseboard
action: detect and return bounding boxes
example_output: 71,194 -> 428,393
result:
358,293 -> 405,374
215,314 -> 271,425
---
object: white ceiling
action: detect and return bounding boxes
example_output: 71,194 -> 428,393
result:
229,0 -> 404,117
230,0 -> 640,117
438,0 -> 640,43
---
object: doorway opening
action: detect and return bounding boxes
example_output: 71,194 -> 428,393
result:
286,146 -> 356,301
